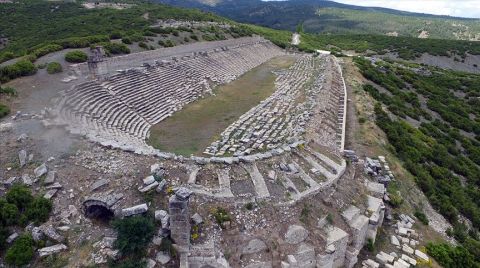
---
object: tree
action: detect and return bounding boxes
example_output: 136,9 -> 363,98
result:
64,50 -> 88,63
5,234 -> 35,266
112,216 -> 155,257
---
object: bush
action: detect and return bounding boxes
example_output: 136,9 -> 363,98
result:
0,226 -> 8,250
158,40 -> 175,48
190,34 -> 199,41
0,103 -> 10,118
0,59 -> 37,82
212,207 -> 231,229
64,50 -> 88,63
25,197 -> 52,225
5,234 -> 35,266
6,184 -> 33,211
138,42 -> 148,49
426,243 -> 478,268
113,216 -> 155,257
414,210 -> 429,225
0,86 -> 17,96
101,42 -> 130,55
122,37 -> 132,45
46,62 -> 62,74
0,198 -> 19,226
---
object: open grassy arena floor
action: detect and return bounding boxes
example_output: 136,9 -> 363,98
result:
147,55 -> 296,156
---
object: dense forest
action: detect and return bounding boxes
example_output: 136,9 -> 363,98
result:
157,0 -> 480,40
355,57 -> 480,267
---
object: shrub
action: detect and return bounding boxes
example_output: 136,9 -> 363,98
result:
64,50 -> 88,63
0,226 -> 8,250
212,207 -> 231,229
366,238 -> 375,252
0,86 -> 17,96
190,34 -> 199,41
0,198 -> 19,226
0,59 -> 37,82
31,44 -> 63,59
138,42 -> 148,49
158,40 -> 175,48
122,37 -> 132,45
0,103 -> 10,118
414,210 -> 429,225
46,62 -> 63,74
113,216 -> 155,257
5,234 -> 35,266
109,31 -> 123,39
6,184 -> 33,211
25,197 -> 52,225
101,42 -> 130,55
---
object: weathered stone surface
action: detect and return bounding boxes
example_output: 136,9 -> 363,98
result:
156,251 -> 171,265
34,163 -> 48,178
122,203 -> 148,217
294,243 -> 316,268
175,187 -> 192,200
143,175 -> 155,185
43,189 -> 58,200
91,178 -> 108,191
191,213 -> 203,225
22,174 -> 33,186
18,150 -> 27,167
7,232 -> 19,243
32,227 -> 44,241
414,250 -> 429,262
391,235 -> 400,246
40,225 -> 64,242
44,171 -> 56,185
38,244 -> 67,257
242,238 -> 267,254
146,258 -> 156,268
139,181 -> 159,192
402,244 -> 414,255
155,179 -> 167,193
285,225 -> 308,244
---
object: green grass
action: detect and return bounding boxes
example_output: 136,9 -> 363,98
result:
147,55 -> 295,156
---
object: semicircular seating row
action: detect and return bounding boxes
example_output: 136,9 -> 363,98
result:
55,40 -> 284,154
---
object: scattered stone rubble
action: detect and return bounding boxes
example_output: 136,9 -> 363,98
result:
362,213 -> 431,268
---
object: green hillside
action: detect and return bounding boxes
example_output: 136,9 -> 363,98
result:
312,8 -> 480,40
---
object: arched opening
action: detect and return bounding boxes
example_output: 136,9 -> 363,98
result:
83,200 -> 114,222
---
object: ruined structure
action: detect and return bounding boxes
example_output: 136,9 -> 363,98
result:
87,46 -> 108,80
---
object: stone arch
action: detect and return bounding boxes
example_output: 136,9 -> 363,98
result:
82,199 -> 114,221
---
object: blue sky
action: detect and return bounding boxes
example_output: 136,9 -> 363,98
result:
264,0 -> 480,18
334,0 -> 480,18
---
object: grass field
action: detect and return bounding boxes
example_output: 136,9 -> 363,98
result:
147,55 -> 295,156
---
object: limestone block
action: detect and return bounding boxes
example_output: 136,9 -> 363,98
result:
285,225 -> 308,244
391,235 -> 400,246
316,252 -> 334,268
401,254 -> 417,266
34,163 -> 48,178
414,250 -> 429,262
242,238 -> 267,254
294,243 -> 316,268
325,226 -> 348,268
402,244 -> 414,255
38,244 -> 67,257
122,203 -> 148,217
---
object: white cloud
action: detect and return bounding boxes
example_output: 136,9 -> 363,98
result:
332,0 -> 480,18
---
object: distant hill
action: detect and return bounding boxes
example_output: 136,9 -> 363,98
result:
156,0 -> 480,40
